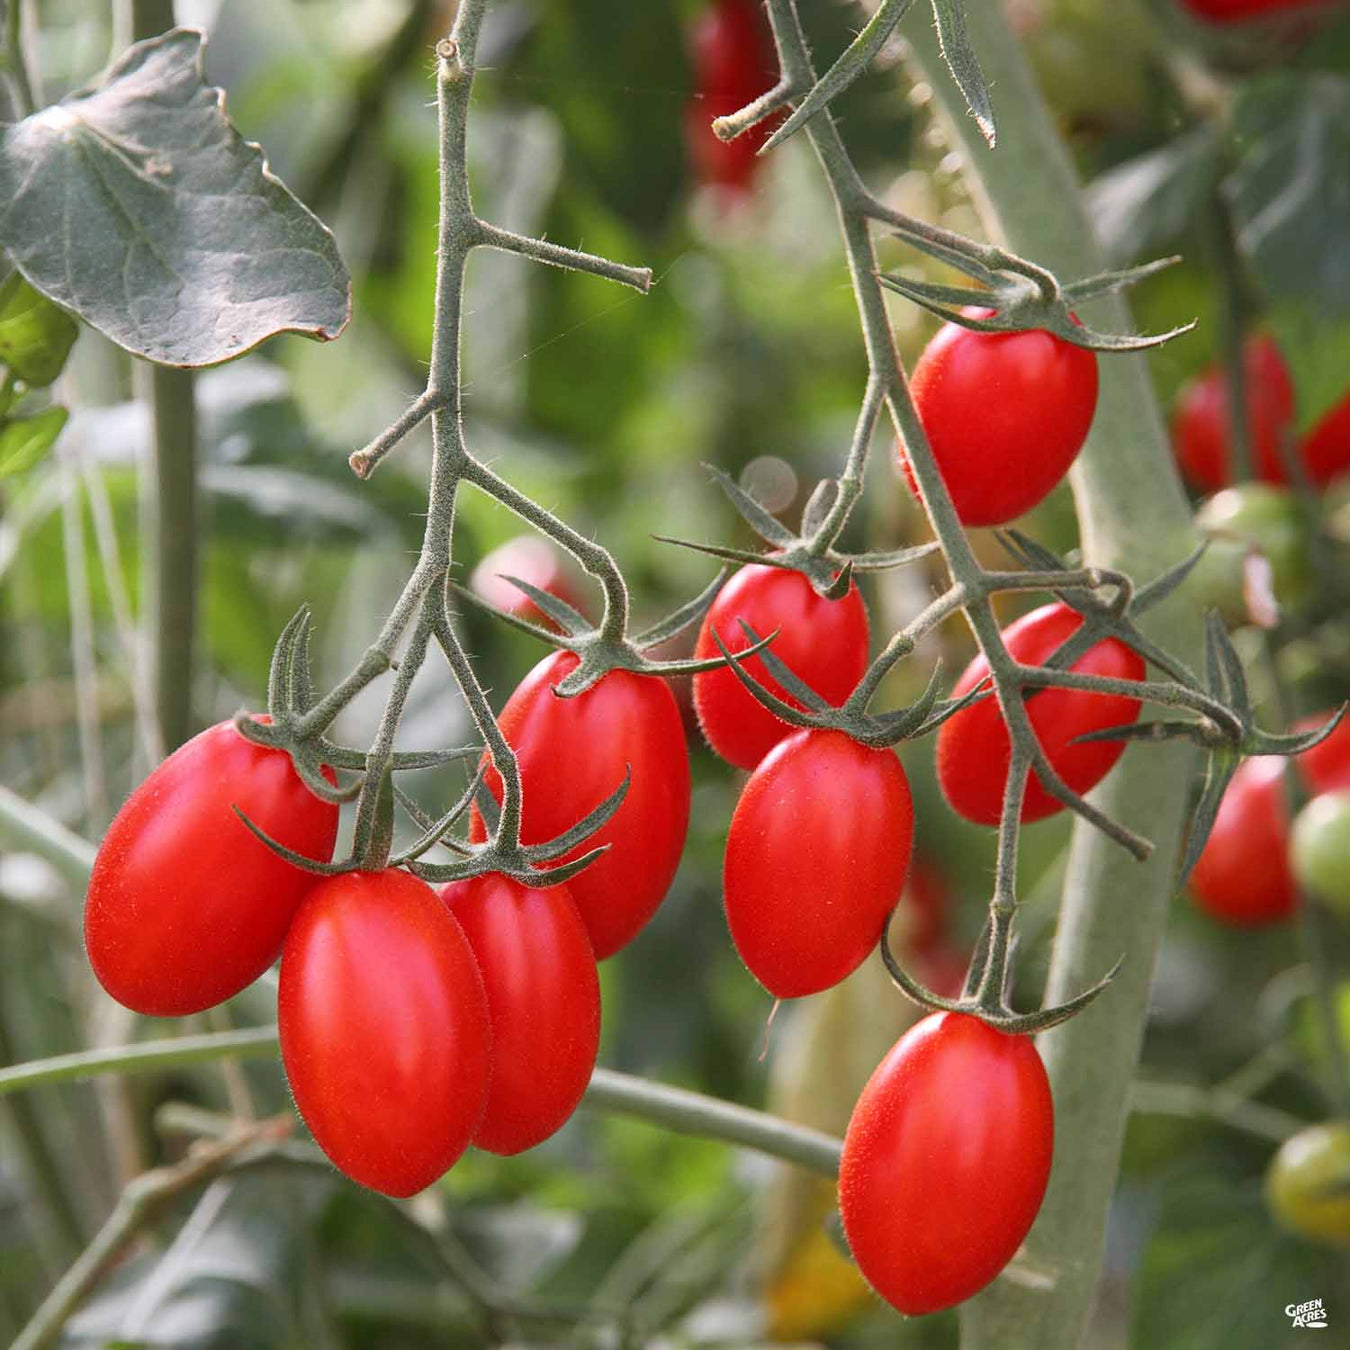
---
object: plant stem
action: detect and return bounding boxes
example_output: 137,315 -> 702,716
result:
0,785 -> 97,884
0,1028 -> 843,1177
136,362 -> 198,753
903,11 -> 1200,1348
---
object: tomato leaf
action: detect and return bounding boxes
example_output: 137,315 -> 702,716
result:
0,405 -> 68,479
0,274 -> 79,386
1226,73 -> 1350,314
0,30 -> 349,368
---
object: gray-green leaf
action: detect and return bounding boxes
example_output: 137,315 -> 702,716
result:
0,405 -> 68,478
0,29 -> 350,368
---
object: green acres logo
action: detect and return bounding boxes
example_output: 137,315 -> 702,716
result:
1286,1298 -> 1328,1329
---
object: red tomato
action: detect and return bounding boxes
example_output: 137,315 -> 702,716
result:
840,1012 -> 1054,1315
469,535 -> 584,632
1171,336 -> 1296,491
279,869 -> 491,1197
1299,392 -> 1350,491
441,873 -> 600,1156
470,651 -> 690,960
723,729 -> 913,997
1190,755 -> 1297,924
686,0 -> 778,192
1180,0 -> 1309,21
84,719 -> 338,1017
1295,711 -> 1350,796
903,856 -> 950,954
937,603 -> 1145,826
693,564 -> 870,771
899,312 -> 1098,526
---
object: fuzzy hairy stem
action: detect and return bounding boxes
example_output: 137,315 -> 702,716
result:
902,10 -> 1200,1348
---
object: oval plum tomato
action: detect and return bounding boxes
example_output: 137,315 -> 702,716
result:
469,535 -> 585,632
441,873 -> 601,1155
279,869 -> 491,1198
723,729 -> 913,998
1170,336 -> 1295,491
693,564 -> 870,771
1189,755 -> 1297,924
899,311 -> 1098,527
840,1012 -> 1054,1315
1265,1121 -> 1350,1247
1294,711 -> 1350,795
1291,792 -> 1350,919
686,0 -> 777,193
84,718 -> 338,1017
1299,392 -> 1350,492
937,603 -> 1146,826
469,651 -> 690,960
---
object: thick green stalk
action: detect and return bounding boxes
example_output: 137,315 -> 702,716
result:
905,13 -> 1200,1348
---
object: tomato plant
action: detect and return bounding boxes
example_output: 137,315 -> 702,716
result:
470,650 -> 690,960
722,728 -> 913,998
839,1012 -> 1054,1315
937,602 -> 1146,825
1170,336 -> 1296,491
899,311 -> 1098,526
1189,755 -> 1298,924
1264,1121 -> 1350,1246
685,0 -> 777,193
1290,791 -> 1350,918
84,719 -> 338,1017
1300,392 -> 1350,488
692,563 -> 870,770
1294,711 -> 1350,795
1180,0 -> 1313,22
279,869 -> 491,1198
441,872 -> 601,1155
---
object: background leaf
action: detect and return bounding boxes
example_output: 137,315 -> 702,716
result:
0,30 -> 349,368
0,276 -> 79,386
0,407 -> 67,479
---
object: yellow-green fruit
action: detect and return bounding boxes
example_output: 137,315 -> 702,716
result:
1265,1121 -> 1350,1246
1192,485 -> 1314,626
1291,791 -> 1350,917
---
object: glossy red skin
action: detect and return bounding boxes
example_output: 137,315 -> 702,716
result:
693,564 -> 870,771
723,729 -> 913,998
937,603 -> 1146,826
1190,755 -> 1298,924
442,874 -> 600,1156
469,651 -> 690,960
1295,711 -> 1350,795
279,870 -> 491,1197
469,536 -> 585,632
686,0 -> 777,191
900,315 -> 1098,526
1299,393 -> 1350,491
1171,336 -> 1296,491
84,719 -> 338,1017
1180,0 -> 1307,21
840,1012 -> 1054,1316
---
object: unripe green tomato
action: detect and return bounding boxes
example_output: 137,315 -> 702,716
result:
1265,1121 -> 1350,1247
1291,791 -> 1350,917
1192,484 -> 1314,626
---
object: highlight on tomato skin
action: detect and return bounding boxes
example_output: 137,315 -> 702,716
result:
899,311 -> 1099,527
469,650 -> 691,961
692,563 -> 870,771
839,1012 -> 1054,1316
83,718 -> 339,1018
442,872 -> 601,1157
279,869 -> 492,1199
936,602 -> 1146,827
722,728 -> 913,999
